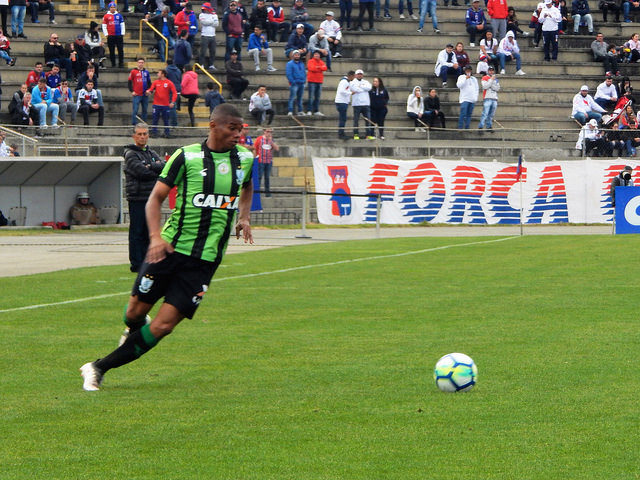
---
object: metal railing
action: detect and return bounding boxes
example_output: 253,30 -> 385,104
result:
193,63 -> 223,93
139,19 -> 168,62
0,126 -> 39,156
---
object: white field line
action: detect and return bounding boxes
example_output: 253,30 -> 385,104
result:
0,236 -> 518,314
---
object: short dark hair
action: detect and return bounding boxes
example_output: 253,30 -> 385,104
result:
180,30 -> 188,38
347,70 -> 355,76
207,82 -> 215,89
211,103 -> 242,122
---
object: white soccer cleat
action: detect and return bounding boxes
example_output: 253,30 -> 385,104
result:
118,314 -> 151,347
80,362 -> 103,391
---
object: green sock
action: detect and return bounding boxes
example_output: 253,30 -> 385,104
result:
95,324 -> 160,373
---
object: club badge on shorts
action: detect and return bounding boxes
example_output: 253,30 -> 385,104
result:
139,275 -> 154,294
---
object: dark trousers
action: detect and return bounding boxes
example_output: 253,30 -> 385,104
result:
107,35 -> 124,67
268,21 -> 290,42
542,29 -> 558,61
595,54 -> 619,74
370,106 -> 387,136
228,77 -> 249,99
250,108 -> 275,125
336,102 -> 348,137
357,2 -> 374,29
0,5 -> 8,33
424,110 -> 446,128
353,104 -> 373,137
152,104 -> 171,135
181,93 -> 198,126
78,104 -> 104,125
128,200 -> 149,272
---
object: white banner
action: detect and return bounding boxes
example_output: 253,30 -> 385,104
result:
312,157 -> 640,225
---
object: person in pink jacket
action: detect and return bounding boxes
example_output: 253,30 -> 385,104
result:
180,64 -> 199,127
487,0 -> 508,41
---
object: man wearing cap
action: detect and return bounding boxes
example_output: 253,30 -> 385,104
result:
267,0 -> 290,42
496,30 -> 525,75
434,43 -> 460,88
223,1 -> 245,60
350,68 -> 374,140
478,65 -> 499,130
309,28 -> 331,71
225,49 -> 249,99
174,3 -> 198,47
199,2 -> 219,70
335,70 -> 355,139
456,65 -> 479,130
291,0 -> 314,38
286,49 -> 306,115
72,34 -> 93,78
575,118 -> 608,156
285,23 -> 308,59
146,7 -> 176,62
319,11 -> 343,58
572,84 -> 605,125
465,0 -> 491,47
539,0 -> 561,62
611,166 -> 634,206
102,2 -> 125,68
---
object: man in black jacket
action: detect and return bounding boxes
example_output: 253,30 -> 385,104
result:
43,32 -> 72,80
123,123 -> 165,272
611,165 -> 634,207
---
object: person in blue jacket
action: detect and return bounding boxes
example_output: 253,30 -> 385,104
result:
285,49 -> 306,115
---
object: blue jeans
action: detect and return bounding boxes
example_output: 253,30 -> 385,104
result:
307,82 -> 322,113
258,162 -> 272,194
0,49 -> 10,63
158,35 -> 175,61
573,111 -> 602,125
418,0 -> 437,30
11,5 -> 25,35
497,52 -> 521,71
288,82 -> 305,113
458,101 -> 475,129
375,0 -> 390,16
152,104 -> 171,135
399,0 -> 413,14
624,1 -> 640,20
353,105 -> 373,136
336,102 -> 348,136
33,102 -> 59,126
225,35 -> 242,60
131,94 -> 148,125
478,98 -> 497,128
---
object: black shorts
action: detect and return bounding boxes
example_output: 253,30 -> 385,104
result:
132,252 -> 219,319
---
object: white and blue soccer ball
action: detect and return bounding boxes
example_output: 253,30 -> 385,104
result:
434,353 -> 477,393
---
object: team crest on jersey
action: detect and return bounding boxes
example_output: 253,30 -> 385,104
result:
192,193 -> 239,209
218,162 -> 230,175
236,168 -> 245,185
139,275 -> 154,294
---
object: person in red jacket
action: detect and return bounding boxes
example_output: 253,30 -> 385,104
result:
306,50 -> 327,116
146,69 -> 178,138
487,0 -> 508,41
180,64 -> 199,127
267,0 -> 289,42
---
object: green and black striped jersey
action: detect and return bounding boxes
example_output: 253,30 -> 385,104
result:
158,141 -> 254,263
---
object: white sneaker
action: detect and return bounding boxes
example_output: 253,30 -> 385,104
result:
469,42 -> 475,47
118,314 -> 151,347
255,66 -> 261,71
41,124 -> 48,129
515,69 -> 526,75
51,124 -> 60,129
411,13 -> 418,19
314,111 -> 325,116
399,13 -> 406,18
266,66 -> 277,72
500,69 -> 506,74
287,111 -> 293,116
208,65 -> 217,70
80,362 -> 103,391
306,111 -> 313,116
523,31 -> 530,36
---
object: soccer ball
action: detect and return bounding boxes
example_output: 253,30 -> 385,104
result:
434,353 -> 477,393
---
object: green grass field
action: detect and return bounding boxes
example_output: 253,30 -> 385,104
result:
1,234 -> 639,479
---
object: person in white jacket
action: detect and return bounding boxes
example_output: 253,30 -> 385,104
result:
539,0 -> 561,62
478,65 -> 500,129
434,43 -> 461,87
335,70 -> 355,139
456,65 -> 479,129
349,68 -> 374,140
319,11 -> 343,58
199,2 -> 219,70
575,118 -> 607,155
572,84 -> 606,124
407,85 -> 426,130
497,31 -> 526,75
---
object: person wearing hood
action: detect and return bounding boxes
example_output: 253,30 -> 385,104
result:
611,166 -> 634,206
123,123 -> 165,273
407,85 -> 426,131
575,118 -> 607,156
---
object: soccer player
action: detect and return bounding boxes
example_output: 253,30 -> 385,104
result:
80,103 -> 255,391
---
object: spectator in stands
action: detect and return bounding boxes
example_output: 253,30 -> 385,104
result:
10,0 -> 27,39
102,2 -> 125,68
616,76 -> 633,98
592,32 -> 620,75
225,49 -> 249,99
425,88 -> 445,128
306,49 -> 327,116
248,25 -> 276,71
199,2 -> 218,69
575,118 -> 608,155
369,76 -> 388,138
223,1 -> 245,60
146,68 -> 177,137
600,0 -> 621,22
417,0 -> 439,33
487,0 -> 508,41
539,0 -> 561,61
72,34 -> 93,79
435,43 -> 461,87
76,79 -> 104,125
180,64 -> 199,127
594,75 -> 618,110
285,23 -> 308,58
29,0 -> 55,24
454,42 -> 471,70
204,82 -> 225,116
45,63 -> 60,88
76,64 -> 99,92
623,32 -> 640,62
0,2 -> 8,38
267,0 -> 290,42
291,0 -> 314,37
9,82 -> 27,111
530,2 -> 543,47
506,6 -> 528,37
53,79 -> 76,125
249,84 -> 275,124
611,165 -> 634,204
355,0 -> 375,31
44,33 -> 72,80
128,57 -> 152,125
477,54 -> 489,74
480,30 -> 500,71
572,84 -> 606,124
165,59 -> 181,126
350,68 -> 374,139
174,29 -> 192,69
146,7 -> 176,62
456,65 -> 478,129
335,69 -> 354,139
497,30 -> 526,75
174,2 -> 198,46
558,0 -> 570,33
320,11 -> 342,58
466,0 -> 491,47
12,91 -> 37,126
26,61 -> 44,88
604,121 -> 625,156
623,0 -> 640,22
309,28 -> 331,71
340,0 -> 353,30
0,29 -> 16,66
85,21 -> 106,69
571,0 -> 593,34
407,85 -> 426,130
286,49 -> 306,115
619,106 -> 640,155
254,127 -> 279,196
398,0 -> 416,20
478,65 -> 499,130
31,77 -> 59,128
249,0 -> 269,35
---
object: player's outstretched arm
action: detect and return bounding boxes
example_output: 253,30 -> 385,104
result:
235,180 -> 254,244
